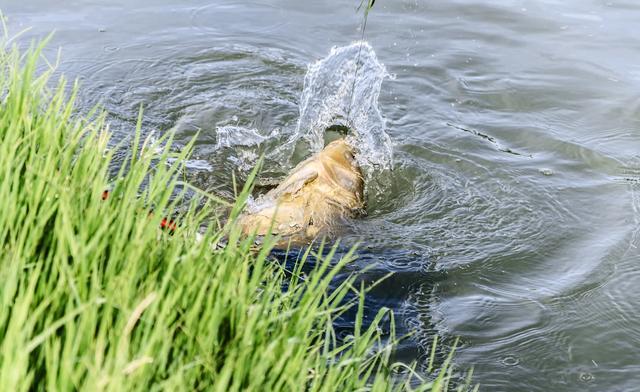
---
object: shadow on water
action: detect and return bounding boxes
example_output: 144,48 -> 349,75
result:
269,244 -> 451,372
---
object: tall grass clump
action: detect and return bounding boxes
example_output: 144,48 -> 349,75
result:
0,35 -> 463,391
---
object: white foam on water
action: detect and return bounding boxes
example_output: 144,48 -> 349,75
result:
214,126 -> 278,150
213,126 -> 281,171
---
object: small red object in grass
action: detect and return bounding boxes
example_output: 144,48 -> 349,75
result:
101,190 -> 177,235
160,217 -> 177,235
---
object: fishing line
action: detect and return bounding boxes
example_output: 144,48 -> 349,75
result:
347,0 -> 375,125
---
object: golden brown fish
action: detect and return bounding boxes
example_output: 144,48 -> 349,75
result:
237,138 -> 364,246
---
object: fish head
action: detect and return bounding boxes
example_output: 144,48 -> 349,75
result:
316,138 -> 364,204
321,139 -> 358,169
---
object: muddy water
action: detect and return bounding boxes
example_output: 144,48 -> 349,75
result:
4,1 -> 640,390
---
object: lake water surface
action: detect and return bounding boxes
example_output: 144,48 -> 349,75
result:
4,1 -> 640,390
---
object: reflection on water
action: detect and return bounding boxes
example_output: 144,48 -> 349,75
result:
5,0 -> 640,390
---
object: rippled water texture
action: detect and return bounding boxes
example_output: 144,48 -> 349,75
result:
5,1 -> 640,391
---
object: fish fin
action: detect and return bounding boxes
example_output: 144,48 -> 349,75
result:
273,166 -> 319,197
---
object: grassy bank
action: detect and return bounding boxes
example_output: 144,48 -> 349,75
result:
0,37 -> 462,391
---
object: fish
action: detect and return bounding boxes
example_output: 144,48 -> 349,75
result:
237,138 -> 365,246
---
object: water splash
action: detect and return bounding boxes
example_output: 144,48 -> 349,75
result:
201,42 -> 391,172
214,126 -> 276,149
177,41 -> 393,193
213,126 -> 282,171
292,41 -> 393,173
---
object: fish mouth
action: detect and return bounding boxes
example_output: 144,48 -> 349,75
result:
325,123 -> 350,136
324,123 -> 351,146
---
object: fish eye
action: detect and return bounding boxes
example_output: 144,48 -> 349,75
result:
343,150 -> 356,163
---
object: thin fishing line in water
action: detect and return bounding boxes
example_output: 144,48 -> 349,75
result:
446,122 -> 533,158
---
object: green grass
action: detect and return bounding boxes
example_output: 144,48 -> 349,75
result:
0,35 -> 466,391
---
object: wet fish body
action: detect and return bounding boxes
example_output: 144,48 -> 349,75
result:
237,139 -> 364,246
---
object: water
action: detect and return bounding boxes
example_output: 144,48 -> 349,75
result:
4,1 -> 640,390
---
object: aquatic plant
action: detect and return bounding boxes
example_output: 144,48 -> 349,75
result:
0,34 -> 465,391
